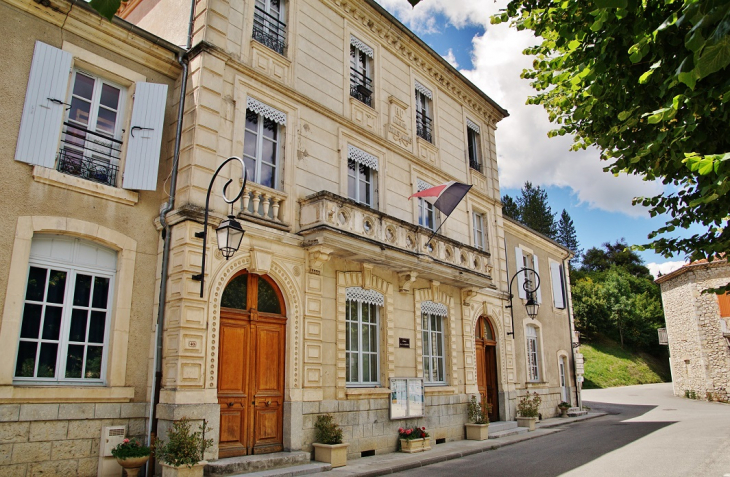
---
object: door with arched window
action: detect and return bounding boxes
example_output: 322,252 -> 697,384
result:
217,271 -> 286,457
475,316 -> 499,422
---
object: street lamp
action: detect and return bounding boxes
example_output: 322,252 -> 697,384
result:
192,156 -> 248,297
506,267 -> 541,338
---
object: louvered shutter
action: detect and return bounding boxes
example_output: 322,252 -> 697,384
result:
15,41 -> 73,168
551,262 -> 565,309
533,254 -> 542,304
515,247 -> 525,299
122,82 -> 168,190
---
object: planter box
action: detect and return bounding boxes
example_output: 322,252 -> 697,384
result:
465,423 -> 489,441
399,437 -> 431,453
516,416 -> 536,431
313,442 -> 349,468
161,461 -> 207,477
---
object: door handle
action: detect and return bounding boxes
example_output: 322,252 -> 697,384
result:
266,400 -> 271,407
228,402 -> 234,407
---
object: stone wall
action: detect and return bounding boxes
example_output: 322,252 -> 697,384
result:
659,262 -> 730,401
0,402 -> 148,476
301,395 -> 468,458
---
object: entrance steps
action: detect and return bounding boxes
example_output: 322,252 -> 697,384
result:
205,451 -> 330,477
488,421 -> 528,439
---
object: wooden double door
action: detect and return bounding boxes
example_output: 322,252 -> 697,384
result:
217,272 -> 286,458
475,316 -> 500,422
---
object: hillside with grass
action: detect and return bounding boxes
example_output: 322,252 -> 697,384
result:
581,338 -> 671,389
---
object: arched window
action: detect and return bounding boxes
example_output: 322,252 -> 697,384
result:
221,271 -> 285,315
475,316 -> 495,343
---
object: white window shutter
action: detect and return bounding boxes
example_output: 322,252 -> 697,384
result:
15,41 -> 73,168
533,254 -> 542,304
515,247 -> 525,299
551,262 -> 565,309
123,82 -> 168,190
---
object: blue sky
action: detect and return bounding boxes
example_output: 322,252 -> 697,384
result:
375,1 -> 693,276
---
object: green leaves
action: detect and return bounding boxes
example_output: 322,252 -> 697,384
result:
89,0 -> 122,20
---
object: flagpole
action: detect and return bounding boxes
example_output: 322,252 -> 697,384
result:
425,214 -> 453,247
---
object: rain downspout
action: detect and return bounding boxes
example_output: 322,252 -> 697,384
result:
146,0 -> 196,469
562,251 -> 582,409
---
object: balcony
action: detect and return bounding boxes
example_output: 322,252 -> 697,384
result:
350,68 -> 373,107
416,111 -> 433,143
56,122 -> 121,187
240,180 -> 290,230
299,191 -> 494,289
252,6 -> 287,55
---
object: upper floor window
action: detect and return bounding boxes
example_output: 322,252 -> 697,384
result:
415,81 -> 433,143
473,212 -> 487,251
346,287 -> 383,386
15,41 -> 168,191
253,0 -> 287,55
15,235 -> 116,384
347,145 -> 378,207
421,301 -> 447,384
526,325 -> 540,381
549,261 -> 566,309
243,97 -> 286,190
515,247 -> 542,305
467,119 -> 482,172
350,36 -> 373,107
417,179 -> 437,231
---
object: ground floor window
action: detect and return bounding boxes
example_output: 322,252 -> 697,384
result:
346,287 -> 383,386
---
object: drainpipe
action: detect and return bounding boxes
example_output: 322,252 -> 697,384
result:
562,251 -> 582,409
146,0 -> 196,471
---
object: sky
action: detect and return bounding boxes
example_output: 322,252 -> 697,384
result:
374,0 -> 692,278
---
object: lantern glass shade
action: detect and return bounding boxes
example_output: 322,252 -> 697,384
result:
216,216 -> 244,259
525,294 -> 539,320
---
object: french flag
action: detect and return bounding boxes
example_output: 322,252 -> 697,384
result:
408,181 -> 472,216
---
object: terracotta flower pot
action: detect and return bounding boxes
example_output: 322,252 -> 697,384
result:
313,442 -> 349,468
399,437 -> 431,453
115,455 -> 150,477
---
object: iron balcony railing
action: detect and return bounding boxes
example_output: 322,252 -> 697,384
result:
350,68 -> 373,107
56,122 -> 121,187
469,156 -> 481,172
416,110 -> 433,143
252,6 -> 287,55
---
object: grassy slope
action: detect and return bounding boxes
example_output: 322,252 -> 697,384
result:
581,338 -> 671,389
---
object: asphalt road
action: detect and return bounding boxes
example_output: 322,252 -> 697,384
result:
392,383 -> 730,477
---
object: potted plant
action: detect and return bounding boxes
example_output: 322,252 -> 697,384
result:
111,437 -> 151,477
516,392 -> 541,431
557,401 -> 571,418
155,418 -> 213,477
398,426 -> 430,453
312,414 -> 349,468
465,395 -> 491,440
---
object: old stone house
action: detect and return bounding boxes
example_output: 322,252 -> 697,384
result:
0,0 -> 582,474
657,260 -> 730,402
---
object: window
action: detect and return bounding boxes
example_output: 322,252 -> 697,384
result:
421,302 -> 447,384
467,119 -> 482,172
550,261 -> 566,309
347,146 -> 378,207
515,247 -> 542,304
253,0 -> 287,55
526,325 -> 540,382
14,235 -> 116,383
415,81 -> 433,143
15,41 -> 168,191
346,287 -> 382,386
416,179 -> 438,231
350,36 -> 373,107
243,97 -> 286,190
473,212 -> 487,251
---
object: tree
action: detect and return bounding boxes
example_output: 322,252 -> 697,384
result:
492,1 -> 730,289
556,209 -> 581,264
581,239 -> 653,280
503,182 -> 557,238
89,0 -> 121,20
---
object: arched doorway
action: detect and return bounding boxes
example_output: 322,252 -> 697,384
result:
475,316 -> 499,422
217,271 -> 287,457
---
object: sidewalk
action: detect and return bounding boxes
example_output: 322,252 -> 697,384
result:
326,412 -> 607,477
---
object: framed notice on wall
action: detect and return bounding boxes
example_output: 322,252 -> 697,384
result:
389,378 -> 424,419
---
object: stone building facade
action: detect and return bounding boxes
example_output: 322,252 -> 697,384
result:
0,0 -> 581,473
657,260 -> 730,402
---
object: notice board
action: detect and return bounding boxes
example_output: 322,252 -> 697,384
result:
389,377 -> 424,419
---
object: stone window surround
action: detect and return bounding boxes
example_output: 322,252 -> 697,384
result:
523,318 -> 546,384
0,216 -> 137,402
345,28 -> 380,113
414,285 -> 457,390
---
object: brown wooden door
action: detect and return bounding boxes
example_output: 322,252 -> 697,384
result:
475,316 -> 500,422
218,272 -> 286,458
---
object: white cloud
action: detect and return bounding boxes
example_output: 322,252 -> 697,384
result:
647,261 -> 687,279
375,0 -> 666,218
442,48 -> 459,68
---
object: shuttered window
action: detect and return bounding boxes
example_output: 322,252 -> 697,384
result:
718,294 -> 730,317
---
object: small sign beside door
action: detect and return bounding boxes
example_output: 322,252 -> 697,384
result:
399,338 -> 410,348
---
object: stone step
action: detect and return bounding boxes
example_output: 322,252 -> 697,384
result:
215,462 -> 332,477
567,410 -> 588,417
205,451 -> 313,477
487,421 -> 519,433
488,426 -> 529,439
